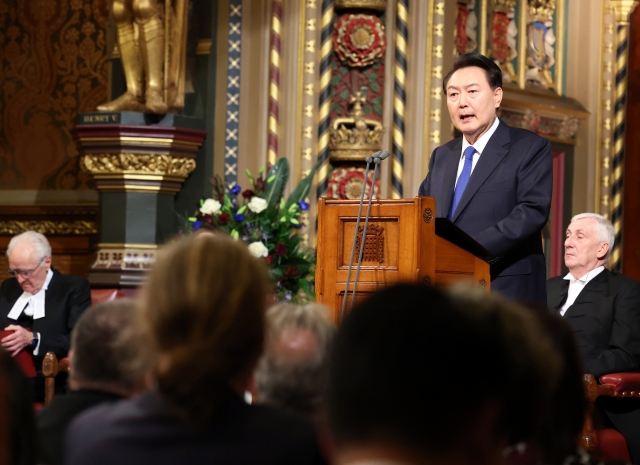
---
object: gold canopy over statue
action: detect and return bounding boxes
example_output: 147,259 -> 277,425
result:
98,0 -> 189,114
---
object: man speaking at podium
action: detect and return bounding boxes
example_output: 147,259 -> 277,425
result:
418,53 -> 552,303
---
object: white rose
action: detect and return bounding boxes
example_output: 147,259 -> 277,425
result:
247,196 -> 268,213
248,241 -> 268,258
200,198 -> 221,215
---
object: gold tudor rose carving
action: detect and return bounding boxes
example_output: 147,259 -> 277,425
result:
82,153 -> 196,178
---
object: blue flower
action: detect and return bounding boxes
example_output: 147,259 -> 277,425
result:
234,213 -> 245,222
230,185 -> 241,195
191,220 -> 202,230
297,200 -> 310,211
292,223 -> 305,229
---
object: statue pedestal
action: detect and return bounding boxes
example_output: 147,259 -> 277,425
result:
75,112 -> 207,287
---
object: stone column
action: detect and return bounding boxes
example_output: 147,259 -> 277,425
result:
75,112 -> 207,287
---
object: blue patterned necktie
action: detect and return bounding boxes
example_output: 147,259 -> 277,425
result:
448,145 -> 476,220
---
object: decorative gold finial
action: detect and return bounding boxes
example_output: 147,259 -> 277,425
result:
609,0 -> 639,24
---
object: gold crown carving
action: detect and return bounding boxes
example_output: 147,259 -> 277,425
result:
329,91 -> 383,162
335,0 -> 387,12
491,0 -> 516,14
528,0 -> 556,22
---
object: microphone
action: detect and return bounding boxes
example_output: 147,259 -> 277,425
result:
340,151 -> 381,322
340,150 -> 390,322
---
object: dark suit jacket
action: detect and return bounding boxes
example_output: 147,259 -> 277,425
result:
548,269 -> 640,463
65,389 -> 327,465
418,120 -> 552,303
37,389 -> 123,465
0,269 -> 91,367
547,269 -> 640,378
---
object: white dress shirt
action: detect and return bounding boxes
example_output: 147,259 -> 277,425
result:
454,117 -> 501,187
560,266 -> 605,316
7,268 -> 54,355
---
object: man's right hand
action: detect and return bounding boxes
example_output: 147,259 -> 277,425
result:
2,325 -> 32,357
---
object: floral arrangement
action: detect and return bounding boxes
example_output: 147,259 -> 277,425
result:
187,158 -> 321,303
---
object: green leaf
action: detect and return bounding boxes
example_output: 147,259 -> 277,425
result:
290,218 -> 299,224
270,268 -> 284,280
263,158 -> 290,210
188,217 -> 197,222
285,157 -> 322,208
237,205 -> 246,214
298,278 -> 314,297
340,89 -> 348,100
370,82 -> 380,93
362,106 -> 370,115
373,102 -> 382,115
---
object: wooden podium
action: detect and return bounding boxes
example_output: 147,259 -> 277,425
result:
315,197 -> 491,322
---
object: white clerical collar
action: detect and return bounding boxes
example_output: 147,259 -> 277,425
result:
563,266 -> 605,283
7,268 -> 54,321
461,116 -> 500,158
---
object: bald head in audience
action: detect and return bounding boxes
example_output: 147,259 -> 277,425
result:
254,302 -> 335,417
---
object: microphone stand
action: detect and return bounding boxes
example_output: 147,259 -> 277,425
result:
340,151 -> 381,323
349,151 -> 389,313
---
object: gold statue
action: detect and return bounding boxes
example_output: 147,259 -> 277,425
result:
98,0 -> 189,114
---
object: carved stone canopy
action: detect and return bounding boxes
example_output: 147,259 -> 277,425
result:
499,87 -> 589,145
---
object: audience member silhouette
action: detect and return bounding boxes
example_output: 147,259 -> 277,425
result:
65,233 -> 327,465
327,283 -> 562,465
0,349 -> 36,465
37,298 -> 147,465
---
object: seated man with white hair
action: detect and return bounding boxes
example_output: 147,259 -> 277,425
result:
547,213 -> 640,463
0,231 -> 92,400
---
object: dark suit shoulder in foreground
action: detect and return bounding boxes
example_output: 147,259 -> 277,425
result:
65,389 -> 327,465
37,389 -> 123,465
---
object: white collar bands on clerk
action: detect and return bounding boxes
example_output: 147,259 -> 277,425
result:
7,268 -> 54,321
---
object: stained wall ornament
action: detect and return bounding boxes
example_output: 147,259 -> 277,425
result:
0,0 -> 108,191
525,0 -> 556,89
455,0 -> 478,55
489,0 -> 517,83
